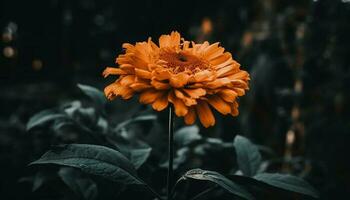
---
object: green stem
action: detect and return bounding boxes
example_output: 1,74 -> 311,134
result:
167,106 -> 175,200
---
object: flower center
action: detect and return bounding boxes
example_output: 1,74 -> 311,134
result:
159,49 -> 210,74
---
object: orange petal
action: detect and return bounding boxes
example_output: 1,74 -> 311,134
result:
231,101 -> 239,116
229,80 -> 249,90
216,64 -> 236,77
119,87 -> 134,99
205,78 -> 231,89
152,93 -> 169,111
139,89 -> 162,104
196,101 -> 215,128
206,47 -> 225,60
104,82 -> 134,100
207,96 -> 231,115
183,41 -> 190,50
152,69 -> 171,81
174,89 -> 196,106
151,78 -> 170,90
102,67 -> 127,77
214,59 -> 235,70
191,70 -> 215,82
168,91 -> 188,116
233,88 -> 246,96
187,83 -> 204,89
169,72 -> 189,88
120,75 -> 136,86
183,88 -> 206,99
196,41 -> 210,53
119,64 -> 135,74
227,70 -> 250,81
129,82 -> 152,92
184,107 -> 196,125
122,43 -> 135,52
159,31 -> 181,48
218,89 -> 238,102
135,68 -> 152,79
104,82 -> 120,100
210,52 -> 231,65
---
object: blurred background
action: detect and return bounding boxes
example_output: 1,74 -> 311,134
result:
1,0 -> 350,199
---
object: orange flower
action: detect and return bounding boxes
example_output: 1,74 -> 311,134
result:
103,31 -> 250,127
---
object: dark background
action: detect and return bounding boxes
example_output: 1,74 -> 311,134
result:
1,0 -> 350,199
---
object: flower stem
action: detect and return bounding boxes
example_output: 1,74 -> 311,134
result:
167,106 -> 175,200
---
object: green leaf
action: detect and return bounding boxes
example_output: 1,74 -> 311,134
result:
19,171 -> 54,192
77,84 -> 107,108
174,125 -> 202,146
115,115 -> 157,132
233,135 -> 262,176
27,109 -> 67,131
129,147 -> 152,169
182,168 -> 254,200
58,167 -> 98,200
30,144 -> 144,185
254,173 -> 319,198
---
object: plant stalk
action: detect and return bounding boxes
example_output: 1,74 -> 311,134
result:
167,106 -> 175,200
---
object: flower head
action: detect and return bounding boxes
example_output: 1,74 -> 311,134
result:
103,31 -> 250,127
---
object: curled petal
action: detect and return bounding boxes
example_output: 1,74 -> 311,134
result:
207,96 -> 231,115
231,101 -> 239,116
174,89 -> 196,106
202,42 -> 220,55
196,101 -> 215,128
122,43 -> 135,52
151,78 -> 170,90
152,69 -> 171,81
159,31 -> 181,48
103,67 -> 127,77
129,82 -> 152,92
104,82 -> 134,100
184,107 -> 196,125
129,54 -> 149,70
216,65 -> 237,77
191,70 -> 216,82
229,80 -> 249,90
139,89 -> 162,104
210,52 -> 231,65
218,89 -> 237,102
168,91 -> 188,116
187,83 -> 204,89
205,78 -> 231,89
135,68 -> 152,79
183,88 -> 206,99
227,70 -> 250,81
169,72 -> 189,88
120,75 -> 136,86
152,93 -> 169,111
119,64 -> 136,74
233,88 -> 246,96
206,47 -> 225,60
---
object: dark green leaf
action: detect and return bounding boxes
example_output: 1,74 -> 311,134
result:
182,168 -> 254,200
115,115 -> 157,132
77,84 -> 107,108
27,109 -> 67,131
174,125 -> 202,146
254,173 -> 319,198
129,147 -> 152,169
30,144 -> 144,185
58,167 -> 98,200
233,135 -> 262,176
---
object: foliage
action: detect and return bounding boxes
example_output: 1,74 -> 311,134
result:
26,84 -> 319,200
